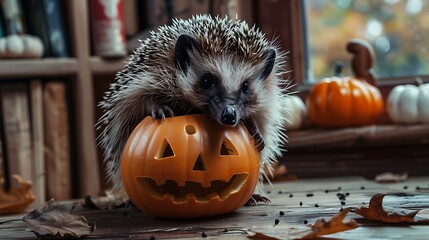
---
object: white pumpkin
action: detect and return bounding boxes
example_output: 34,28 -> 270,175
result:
0,34 -> 44,59
282,95 -> 307,130
387,81 -> 429,124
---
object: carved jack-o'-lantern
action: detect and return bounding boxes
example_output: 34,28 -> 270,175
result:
120,114 -> 260,218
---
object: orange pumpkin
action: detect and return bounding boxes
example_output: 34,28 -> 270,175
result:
306,65 -> 384,128
120,114 -> 260,218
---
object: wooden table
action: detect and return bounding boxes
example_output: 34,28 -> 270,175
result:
1,176 -> 429,239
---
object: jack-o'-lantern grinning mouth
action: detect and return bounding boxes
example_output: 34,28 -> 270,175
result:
136,173 -> 248,203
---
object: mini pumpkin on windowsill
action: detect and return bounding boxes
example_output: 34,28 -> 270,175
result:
120,114 -> 260,218
306,39 -> 384,128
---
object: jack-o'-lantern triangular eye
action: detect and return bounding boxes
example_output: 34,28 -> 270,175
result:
219,138 -> 238,156
155,138 -> 174,159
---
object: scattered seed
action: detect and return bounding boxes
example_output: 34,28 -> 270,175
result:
267,191 -> 271,194
278,190 -> 283,194
345,192 -> 350,196
403,186 -> 408,190
289,194 -> 293,198
416,186 -> 421,190
339,207 -> 344,212
274,219 -> 280,225
337,187 -> 342,190
360,186 -> 365,190
304,220 -> 308,224
341,201 -> 346,205
306,193 -> 314,197
325,189 -> 329,193
315,204 -> 319,207
279,211 -> 285,216
350,208 -> 355,213
299,201 -> 303,206
202,232 -> 207,238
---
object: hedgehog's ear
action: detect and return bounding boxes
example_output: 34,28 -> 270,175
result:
260,48 -> 276,80
175,34 -> 199,74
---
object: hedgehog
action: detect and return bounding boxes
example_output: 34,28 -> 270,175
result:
97,15 -> 289,205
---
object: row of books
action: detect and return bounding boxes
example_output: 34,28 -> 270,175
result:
0,80 -> 72,208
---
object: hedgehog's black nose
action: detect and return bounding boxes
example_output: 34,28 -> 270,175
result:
220,107 -> 237,125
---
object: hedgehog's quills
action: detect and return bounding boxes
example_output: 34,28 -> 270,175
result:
97,15 -> 290,204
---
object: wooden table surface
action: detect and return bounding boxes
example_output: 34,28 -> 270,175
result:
1,176 -> 429,239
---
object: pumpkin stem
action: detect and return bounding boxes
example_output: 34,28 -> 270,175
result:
334,61 -> 343,77
415,77 -> 423,86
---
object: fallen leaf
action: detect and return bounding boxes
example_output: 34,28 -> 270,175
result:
0,175 -> 35,215
23,199 -> 95,239
375,172 -> 408,183
83,187 -> 128,210
300,208 -> 359,239
247,209 -> 358,240
355,193 -> 429,223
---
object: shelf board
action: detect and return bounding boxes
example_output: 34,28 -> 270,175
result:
90,56 -> 128,75
0,58 -> 79,78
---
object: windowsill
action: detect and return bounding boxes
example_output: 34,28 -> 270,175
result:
286,124 -> 429,150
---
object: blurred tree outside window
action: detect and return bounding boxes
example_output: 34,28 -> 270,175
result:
305,0 -> 429,82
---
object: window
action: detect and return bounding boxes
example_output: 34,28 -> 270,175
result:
303,0 -> 429,83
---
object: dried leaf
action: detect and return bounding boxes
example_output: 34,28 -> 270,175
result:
355,193 -> 429,223
0,175 -> 35,215
247,209 -> 358,240
375,172 -> 408,183
300,208 -> 359,239
83,188 -> 128,210
23,199 -> 95,239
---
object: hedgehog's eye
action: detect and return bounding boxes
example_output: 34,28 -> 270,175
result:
241,81 -> 250,94
200,73 -> 217,89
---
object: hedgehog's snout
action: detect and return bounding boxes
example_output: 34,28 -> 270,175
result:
220,106 -> 237,125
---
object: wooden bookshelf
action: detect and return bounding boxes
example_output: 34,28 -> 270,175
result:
0,58 -> 79,78
90,56 -> 128,75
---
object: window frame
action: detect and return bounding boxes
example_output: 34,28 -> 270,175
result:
255,0 -> 429,93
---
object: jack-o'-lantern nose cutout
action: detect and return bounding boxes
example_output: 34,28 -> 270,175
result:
192,154 -> 207,171
155,138 -> 174,159
220,138 -> 238,156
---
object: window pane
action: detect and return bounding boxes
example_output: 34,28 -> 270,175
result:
306,0 -> 429,81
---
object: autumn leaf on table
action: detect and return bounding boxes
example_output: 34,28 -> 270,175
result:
355,193 -> 429,223
0,175 -> 35,215
247,208 -> 359,240
83,187 -> 128,210
23,199 -> 95,239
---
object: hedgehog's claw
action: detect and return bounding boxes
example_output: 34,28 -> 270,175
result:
245,194 -> 271,206
151,105 -> 174,121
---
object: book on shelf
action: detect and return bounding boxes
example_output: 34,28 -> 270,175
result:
43,81 -> 71,200
21,0 -> 71,57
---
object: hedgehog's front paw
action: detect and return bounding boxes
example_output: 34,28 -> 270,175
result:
151,105 -> 174,120
245,194 -> 271,206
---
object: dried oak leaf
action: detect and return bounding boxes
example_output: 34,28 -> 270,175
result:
0,175 -> 35,215
355,193 -> 429,223
247,209 -> 358,240
83,188 -> 128,210
23,199 -> 95,239
300,208 -> 359,239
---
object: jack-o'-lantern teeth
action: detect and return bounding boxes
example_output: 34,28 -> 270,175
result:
136,173 -> 248,203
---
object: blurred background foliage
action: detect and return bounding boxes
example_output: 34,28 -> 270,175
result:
307,0 -> 429,81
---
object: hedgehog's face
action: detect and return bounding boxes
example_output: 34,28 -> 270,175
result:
174,34 -> 277,127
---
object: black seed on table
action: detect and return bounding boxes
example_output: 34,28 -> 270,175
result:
338,187 -> 342,190
306,193 -> 314,197
315,204 -> 319,207
279,211 -> 285,216
346,192 -> 350,196
267,191 -> 271,194
202,232 -> 207,238
274,219 -> 280,225
325,189 -> 329,193
416,186 -> 421,190
339,207 -> 344,212
341,201 -> 346,205
300,201 -> 303,206
304,220 -> 308,224
360,186 -> 365,190
350,208 -> 355,213
278,190 -> 283,194
403,186 -> 408,190
289,194 -> 293,198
